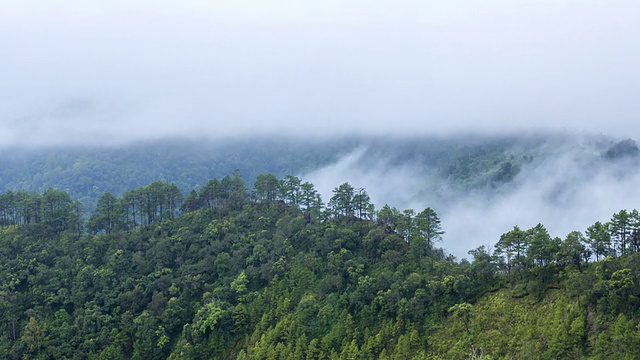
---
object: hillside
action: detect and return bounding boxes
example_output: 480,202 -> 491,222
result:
0,137 -> 359,212
2,173 -> 640,359
429,251 -> 640,359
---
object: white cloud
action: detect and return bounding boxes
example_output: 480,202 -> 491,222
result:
1,0 -> 639,146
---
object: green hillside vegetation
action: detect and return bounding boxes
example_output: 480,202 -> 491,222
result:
2,173 -> 640,359
0,138 -> 358,213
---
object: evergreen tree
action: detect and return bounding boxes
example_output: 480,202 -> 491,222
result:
353,188 -> 373,220
377,205 -> 402,231
610,210 -> 631,256
526,223 -> 558,267
414,207 -> 444,248
42,188 -> 75,233
558,231 -> 588,270
586,221 -> 612,261
328,183 -> 355,218
180,189 -> 203,213
254,173 -> 280,202
629,209 -> 640,253
88,192 -> 121,234
300,181 -> 323,221
495,226 -> 528,275
280,175 -> 302,205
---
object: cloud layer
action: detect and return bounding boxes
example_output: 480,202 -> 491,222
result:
302,137 -> 640,258
2,1 -> 640,146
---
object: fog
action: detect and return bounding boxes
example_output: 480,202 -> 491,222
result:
303,138 -> 640,259
2,0 -> 640,146
3,1 -> 640,257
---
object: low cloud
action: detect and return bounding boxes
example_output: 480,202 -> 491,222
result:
302,137 -> 640,259
3,1 -> 640,246
1,1 -> 640,147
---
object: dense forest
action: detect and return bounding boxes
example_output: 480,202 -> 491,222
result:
2,172 -> 640,359
0,138 -> 359,213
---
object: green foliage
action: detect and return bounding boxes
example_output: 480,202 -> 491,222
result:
0,138 -> 358,214
2,173 -> 640,359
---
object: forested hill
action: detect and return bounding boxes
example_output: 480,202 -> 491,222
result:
2,174 -> 640,359
0,138 -> 358,212
1,133 -> 636,214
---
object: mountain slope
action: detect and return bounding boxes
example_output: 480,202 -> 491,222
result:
3,174 -> 640,359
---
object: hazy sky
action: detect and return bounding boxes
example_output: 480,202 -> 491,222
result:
1,0 -> 639,146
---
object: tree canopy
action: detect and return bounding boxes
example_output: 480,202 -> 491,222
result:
1,173 -> 640,359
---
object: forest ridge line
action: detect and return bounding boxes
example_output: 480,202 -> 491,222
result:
0,172 -> 635,267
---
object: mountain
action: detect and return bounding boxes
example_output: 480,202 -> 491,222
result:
4,131 -> 640,259
2,174 -> 640,359
0,132 -> 634,212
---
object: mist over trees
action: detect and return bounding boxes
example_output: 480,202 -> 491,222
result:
2,134 -> 639,262
3,0 -> 640,356
2,171 -> 640,358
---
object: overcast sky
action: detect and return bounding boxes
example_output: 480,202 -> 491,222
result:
1,0 -> 639,146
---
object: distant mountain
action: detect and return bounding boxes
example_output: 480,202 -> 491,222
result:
0,132 -> 634,215
0,137 -> 358,212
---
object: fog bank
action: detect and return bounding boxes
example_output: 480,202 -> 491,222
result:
302,138 -> 640,258
1,1 -> 640,147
